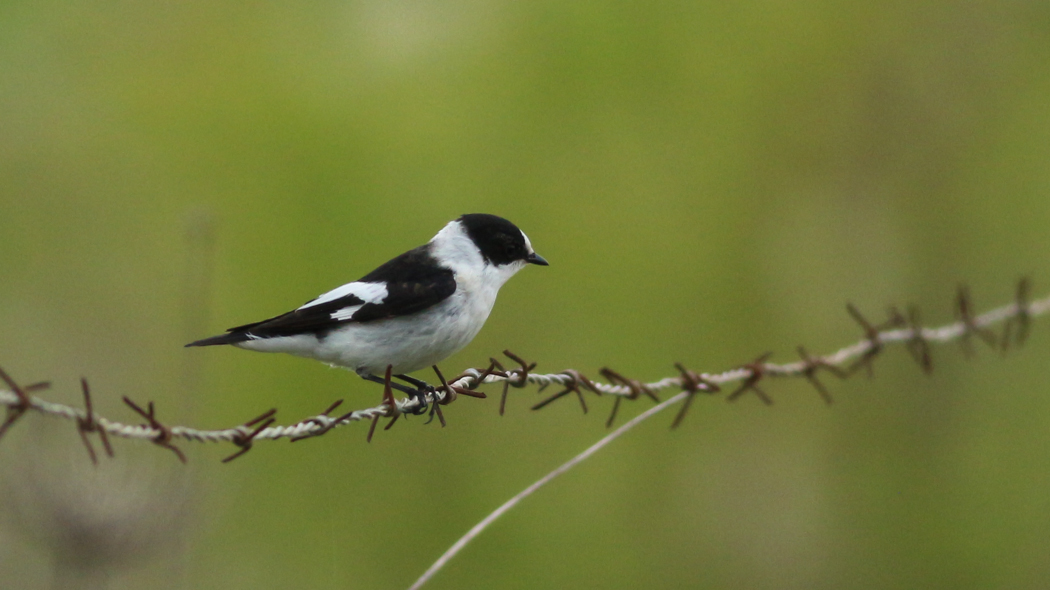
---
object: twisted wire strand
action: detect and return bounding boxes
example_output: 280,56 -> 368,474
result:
1,288 -> 1045,450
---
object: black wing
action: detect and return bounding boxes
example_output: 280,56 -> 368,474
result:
185,246 -> 456,346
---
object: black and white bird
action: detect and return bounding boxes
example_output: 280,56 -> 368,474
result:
186,213 -> 547,409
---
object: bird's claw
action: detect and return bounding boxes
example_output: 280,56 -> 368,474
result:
408,386 -> 433,416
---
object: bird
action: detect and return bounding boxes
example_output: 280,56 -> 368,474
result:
186,213 -> 548,412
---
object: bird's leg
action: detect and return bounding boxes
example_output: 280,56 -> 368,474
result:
360,372 -> 429,415
361,372 -> 418,396
394,373 -> 431,389
381,365 -> 396,414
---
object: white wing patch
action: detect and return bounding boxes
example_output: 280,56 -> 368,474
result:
299,281 -> 388,310
330,305 -> 364,321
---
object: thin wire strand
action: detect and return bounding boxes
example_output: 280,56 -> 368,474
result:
406,391 -> 687,590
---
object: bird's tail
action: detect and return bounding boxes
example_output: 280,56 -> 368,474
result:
185,332 -> 252,347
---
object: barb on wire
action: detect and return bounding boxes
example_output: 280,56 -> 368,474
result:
0,367 -> 45,440
290,399 -> 345,442
76,378 -> 114,464
956,284 -> 999,356
600,367 -> 659,427
795,347 -> 842,405
497,350 -> 536,415
891,306 -> 933,374
725,352 -> 775,405
222,408 -> 277,463
531,370 -> 592,414
367,366 -> 397,443
1003,277 -> 1032,351
476,359 -> 510,413
845,304 -> 886,377
428,364 -> 459,428
1,280 -> 1048,464
122,397 -> 187,464
670,363 -> 719,429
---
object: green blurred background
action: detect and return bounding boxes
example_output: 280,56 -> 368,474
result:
3,1 -> 1050,588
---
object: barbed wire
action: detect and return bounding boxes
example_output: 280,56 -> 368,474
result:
0,279 -> 1042,463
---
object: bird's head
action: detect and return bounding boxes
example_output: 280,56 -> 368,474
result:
457,213 -> 547,267
431,214 -> 548,284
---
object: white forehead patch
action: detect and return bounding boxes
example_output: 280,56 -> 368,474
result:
521,231 -> 534,254
299,281 -> 388,310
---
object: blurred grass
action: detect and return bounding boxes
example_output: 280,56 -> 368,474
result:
3,1 -> 1050,588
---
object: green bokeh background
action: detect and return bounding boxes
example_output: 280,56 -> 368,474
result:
3,1 -> 1050,588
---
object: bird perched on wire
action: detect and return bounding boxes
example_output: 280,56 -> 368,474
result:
186,213 -> 547,412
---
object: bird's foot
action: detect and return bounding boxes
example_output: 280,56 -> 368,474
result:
406,385 -> 433,416
391,373 -> 438,416
361,370 -> 431,415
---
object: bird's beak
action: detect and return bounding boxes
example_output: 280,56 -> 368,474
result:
526,252 -> 549,266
